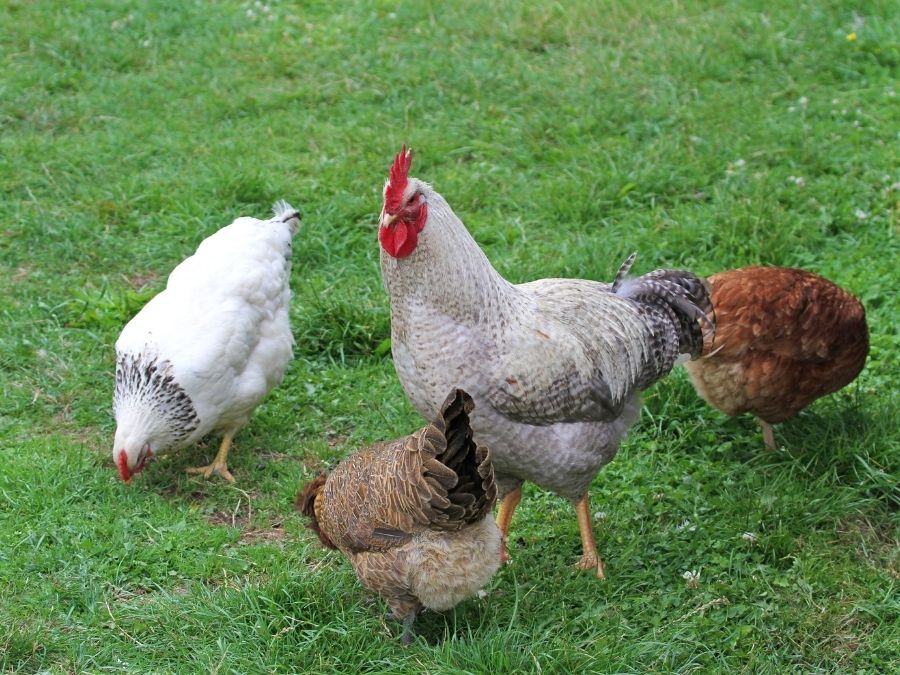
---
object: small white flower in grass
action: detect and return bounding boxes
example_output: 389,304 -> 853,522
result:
726,159 -> 746,176
141,39 -> 151,48
832,98 -> 839,105
854,208 -> 868,220
476,589 -> 489,600
593,511 -> 606,521
682,570 -> 700,589
742,531 -> 757,545
798,96 -> 808,107
788,176 -> 806,187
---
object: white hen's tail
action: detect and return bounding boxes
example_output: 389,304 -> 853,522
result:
272,200 -> 302,236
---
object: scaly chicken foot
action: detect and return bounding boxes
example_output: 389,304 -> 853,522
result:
760,420 -> 777,451
186,431 -> 236,482
495,486 -> 522,564
385,601 -> 421,646
574,494 -> 605,579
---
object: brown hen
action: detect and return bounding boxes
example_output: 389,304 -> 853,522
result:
685,266 -> 869,449
296,389 -> 500,644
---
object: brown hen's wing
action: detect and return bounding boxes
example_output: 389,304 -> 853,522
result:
319,389 -> 497,554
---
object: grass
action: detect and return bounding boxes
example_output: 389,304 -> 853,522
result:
1,0 -> 897,671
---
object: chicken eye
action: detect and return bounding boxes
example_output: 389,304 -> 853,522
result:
406,194 -> 417,206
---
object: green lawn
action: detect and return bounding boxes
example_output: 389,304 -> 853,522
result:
1,0 -> 898,671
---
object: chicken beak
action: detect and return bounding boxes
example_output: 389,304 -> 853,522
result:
381,212 -> 398,229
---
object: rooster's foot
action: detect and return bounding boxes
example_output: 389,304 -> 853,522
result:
575,552 -> 605,580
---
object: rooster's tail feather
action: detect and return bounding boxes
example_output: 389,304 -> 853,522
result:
613,257 -> 715,359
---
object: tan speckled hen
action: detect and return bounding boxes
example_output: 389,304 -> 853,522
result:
685,266 -> 869,449
296,389 -> 499,645
375,146 -> 715,579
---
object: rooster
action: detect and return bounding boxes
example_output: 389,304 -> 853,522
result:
376,147 -> 714,578
684,266 -> 869,449
297,389 -> 499,645
113,201 -> 301,483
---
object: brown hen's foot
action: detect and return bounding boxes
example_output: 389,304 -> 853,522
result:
574,494 -> 606,579
186,431 -> 236,482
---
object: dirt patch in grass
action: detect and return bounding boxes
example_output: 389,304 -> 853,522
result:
207,499 -> 288,545
835,516 -> 899,578
239,522 -> 287,545
257,450 -> 328,473
126,270 -> 160,290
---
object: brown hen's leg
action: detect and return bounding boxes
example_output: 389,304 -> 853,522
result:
186,430 -> 236,482
760,420 -> 776,451
574,494 -> 605,579
496,486 -> 522,564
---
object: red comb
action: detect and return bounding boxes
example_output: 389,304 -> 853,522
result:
384,144 -> 412,213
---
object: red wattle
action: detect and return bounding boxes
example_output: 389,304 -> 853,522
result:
380,222 -> 418,258
379,204 -> 427,259
117,450 -> 132,482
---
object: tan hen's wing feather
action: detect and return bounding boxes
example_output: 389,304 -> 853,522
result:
322,390 -> 496,554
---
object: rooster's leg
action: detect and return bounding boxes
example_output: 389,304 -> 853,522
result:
496,486 -> 522,564
760,420 -> 777,450
186,430 -> 236,482
574,494 -> 605,579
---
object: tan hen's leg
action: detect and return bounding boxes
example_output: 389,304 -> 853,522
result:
186,430 -> 236,482
495,486 -> 522,564
574,494 -> 605,579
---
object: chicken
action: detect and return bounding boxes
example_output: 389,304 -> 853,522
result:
113,201 -> 301,483
376,147 -> 715,578
684,266 -> 869,450
296,389 -> 499,645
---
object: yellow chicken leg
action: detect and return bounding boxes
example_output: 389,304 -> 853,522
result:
187,430 -> 236,482
574,494 -> 605,579
496,486 -> 522,564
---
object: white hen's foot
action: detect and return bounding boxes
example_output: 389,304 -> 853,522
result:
186,460 -> 234,482
186,432 -> 236,482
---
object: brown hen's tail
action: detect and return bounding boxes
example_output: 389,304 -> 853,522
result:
424,389 -> 498,529
295,474 -> 336,549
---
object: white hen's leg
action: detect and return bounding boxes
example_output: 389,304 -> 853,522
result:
574,494 -> 605,579
186,430 -> 236,482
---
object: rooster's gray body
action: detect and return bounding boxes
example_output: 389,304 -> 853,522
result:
377,149 -> 714,576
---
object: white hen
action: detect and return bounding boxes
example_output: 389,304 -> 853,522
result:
113,201 -> 301,483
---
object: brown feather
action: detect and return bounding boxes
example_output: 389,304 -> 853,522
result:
685,266 -> 869,425
295,389 -> 501,638
294,474 -> 336,549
